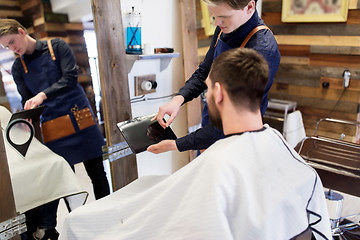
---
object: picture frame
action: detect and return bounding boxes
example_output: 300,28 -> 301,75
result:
281,0 -> 349,22
200,1 -> 216,36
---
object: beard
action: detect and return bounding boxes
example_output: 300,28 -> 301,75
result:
207,94 -> 223,131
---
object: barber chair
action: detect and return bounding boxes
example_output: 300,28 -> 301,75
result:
296,118 -> 360,239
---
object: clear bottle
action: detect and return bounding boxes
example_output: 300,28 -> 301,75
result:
126,6 -> 142,54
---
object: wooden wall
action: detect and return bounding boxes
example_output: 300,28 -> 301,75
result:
197,0 -> 360,142
262,0 -> 360,142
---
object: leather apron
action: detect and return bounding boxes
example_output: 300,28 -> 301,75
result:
19,40 -> 104,165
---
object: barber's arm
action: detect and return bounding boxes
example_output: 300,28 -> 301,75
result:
147,124 -> 223,154
155,27 -> 221,128
176,124 -> 224,152
177,27 -> 221,103
41,39 -> 78,99
12,61 -> 36,108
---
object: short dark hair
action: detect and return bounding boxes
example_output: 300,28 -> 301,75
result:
208,48 -> 268,112
202,0 -> 256,10
0,19 -> 27,38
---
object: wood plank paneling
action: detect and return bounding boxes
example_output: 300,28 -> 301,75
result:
274,64 -> 360,86
258,1 -> 360,140
270,82 -> 360,103
270,24 -> 360,36
278,45 -> 310,56
321,77 -> 360,91
275,35 -> 360,47
310,46 -> 360,55
310,54 -> 360,68
268,92 -> 359,113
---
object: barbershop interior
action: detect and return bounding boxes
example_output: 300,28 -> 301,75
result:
1,0 -> 360,239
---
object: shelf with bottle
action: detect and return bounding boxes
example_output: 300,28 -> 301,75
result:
126,52 -> 180,73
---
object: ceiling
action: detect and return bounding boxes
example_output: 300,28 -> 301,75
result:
50,0 -> 93,22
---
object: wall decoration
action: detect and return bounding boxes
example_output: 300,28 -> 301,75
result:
282,0 -> 349,22
200,1 -> 216,36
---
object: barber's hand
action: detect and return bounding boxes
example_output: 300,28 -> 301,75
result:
153,95 -> 184,128
147,140 -> 178,154
24,92 -> 47,110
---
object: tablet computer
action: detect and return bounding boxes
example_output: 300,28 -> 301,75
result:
117,114 -> 177,154
10,105 -> 45,122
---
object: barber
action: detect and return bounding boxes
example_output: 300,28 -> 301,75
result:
0,19 -> 110,240
148,0 -> 280,154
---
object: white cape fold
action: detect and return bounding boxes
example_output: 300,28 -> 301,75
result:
0,106 -> 88,213
60,125 -> 331,240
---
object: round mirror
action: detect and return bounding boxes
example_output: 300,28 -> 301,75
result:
8,121 -> 32,144
5,119 -> 34,157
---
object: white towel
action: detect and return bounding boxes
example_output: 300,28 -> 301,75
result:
284,110 -> 306,148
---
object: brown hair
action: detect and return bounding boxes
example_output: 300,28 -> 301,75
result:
209,48 -> 268,112
202,0 -> 256,10
0,19 -> 27,38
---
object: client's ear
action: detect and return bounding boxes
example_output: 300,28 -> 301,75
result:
214,82 -> 223,104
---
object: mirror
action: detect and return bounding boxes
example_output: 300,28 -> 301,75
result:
5,119 -> 34,157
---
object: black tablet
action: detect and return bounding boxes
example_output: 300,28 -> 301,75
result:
10,105 -> 45,122
117,114 -> 177,154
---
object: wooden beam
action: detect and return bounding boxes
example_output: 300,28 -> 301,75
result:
0,126 -> 21,240
179,0 -> 202,161
91,0 -> 137,190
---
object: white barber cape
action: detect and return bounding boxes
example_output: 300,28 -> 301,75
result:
0,106 -> 88,213
60,125 -> 331,240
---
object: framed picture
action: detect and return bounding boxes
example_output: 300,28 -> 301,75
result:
281,0 -> 349,22
200,1 -> 216,36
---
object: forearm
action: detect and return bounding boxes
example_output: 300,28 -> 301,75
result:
175,124 -> 224,152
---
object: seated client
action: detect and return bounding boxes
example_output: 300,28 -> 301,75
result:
59,48 -> 331,240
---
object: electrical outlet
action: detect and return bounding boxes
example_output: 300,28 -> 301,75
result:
134,74 -> 157,96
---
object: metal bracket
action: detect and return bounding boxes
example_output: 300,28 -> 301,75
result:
0,214 -> 27,240
102,141 -> 133,163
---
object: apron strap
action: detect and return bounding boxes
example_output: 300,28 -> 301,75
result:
19,39 -> 56,74
47,39 -> 56,61
19,56 -> 28,74
214,25 -> 271,49
240,25 -> 271,48
214,30 -> 222,48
